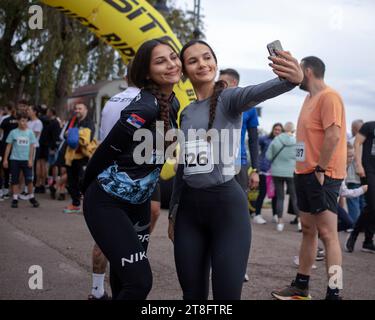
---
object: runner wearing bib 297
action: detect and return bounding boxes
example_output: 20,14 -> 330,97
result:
272,56 -> 347,301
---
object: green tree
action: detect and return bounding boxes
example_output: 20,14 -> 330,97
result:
0,0 -> 203,115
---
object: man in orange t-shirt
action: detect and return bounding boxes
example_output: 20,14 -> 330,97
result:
272,56 -> 346,301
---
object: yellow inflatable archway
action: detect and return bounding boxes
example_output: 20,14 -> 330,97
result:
41,0 -> 193,179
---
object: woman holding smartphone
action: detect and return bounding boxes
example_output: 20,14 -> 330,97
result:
169,40 -> 303,300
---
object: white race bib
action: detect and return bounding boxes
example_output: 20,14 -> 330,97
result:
184,139 -> 214,175
296,142 -> 306,162
16,137 -> 29,146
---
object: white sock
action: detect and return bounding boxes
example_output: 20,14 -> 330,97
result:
91,273 -> 105,298
29,193 -> 34,199
13,194 -> 18,200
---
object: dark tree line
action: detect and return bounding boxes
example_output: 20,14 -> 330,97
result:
0,0 -> 203,114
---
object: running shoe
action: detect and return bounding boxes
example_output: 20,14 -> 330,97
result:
253,215 -> 267,224
271,281 -> 312,300
63,204 -> 81,214
19,193 -> 31,200
325,294 -> 343,300
2,193 -> 10,200
297,221 -> 302,232
361,241 -> 375,254
345,232 -> 357,253
276,223 -> 284,232
35,186 -> 46,194
293,256 -> 317,269
316,247 -> 325,261
49,185 -> 56,200
57,193 -> 66,201
11,199 -> 18,208
290,217 -> 299,225
272,215 -> 278,224
88,291 -> 111,300
29,197 -> 40,208
244,274 -> 249,282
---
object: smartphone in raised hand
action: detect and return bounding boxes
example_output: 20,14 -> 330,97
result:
267,40 -> 284,80
267,40 -> 284,57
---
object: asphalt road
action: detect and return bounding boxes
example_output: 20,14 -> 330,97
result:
0,193 -> 374,300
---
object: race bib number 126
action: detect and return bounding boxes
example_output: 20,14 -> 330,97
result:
184,139 -> 214,175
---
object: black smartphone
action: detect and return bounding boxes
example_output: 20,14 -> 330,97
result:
267,40 -> 284,57
267,40 -> 284,80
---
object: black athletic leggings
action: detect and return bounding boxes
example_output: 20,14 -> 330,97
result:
174,179 -> 251,300
83,181 -> 152,300
255,173 -> 277,216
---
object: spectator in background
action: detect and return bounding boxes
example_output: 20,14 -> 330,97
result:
345,121 -> 375,253
346,119 -> 365,224
63,102 -> 95,214
254,123 -> 283,224
27,105 -> 43,197
266,122 -> 300,232
0,102 -> 18,199
35,105 -> 50,194
3,112 -> 39,208
99,60 -> 140,142
45,108 -> 62,199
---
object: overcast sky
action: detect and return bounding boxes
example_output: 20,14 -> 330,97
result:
174,0 -> 375,133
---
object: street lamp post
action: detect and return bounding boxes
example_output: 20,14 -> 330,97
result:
154,0 -> 170,16
193,0 -> 201,39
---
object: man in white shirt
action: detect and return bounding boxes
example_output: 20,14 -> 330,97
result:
26,105 -> 43,195
99,69 -> 140,141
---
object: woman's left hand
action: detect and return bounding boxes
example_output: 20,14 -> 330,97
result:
268,50 -> 304,85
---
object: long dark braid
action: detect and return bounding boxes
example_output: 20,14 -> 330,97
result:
208,80 -> 227,130
145,83 -> 172,149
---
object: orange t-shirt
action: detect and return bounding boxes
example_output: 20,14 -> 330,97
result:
295,87 -> 347,179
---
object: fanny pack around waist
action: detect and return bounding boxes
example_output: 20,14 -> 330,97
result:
97,164 -> 160,204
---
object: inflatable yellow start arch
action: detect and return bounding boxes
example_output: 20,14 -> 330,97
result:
42,0 -> 194,179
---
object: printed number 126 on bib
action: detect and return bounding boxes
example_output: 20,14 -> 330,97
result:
184,139 -> 214,175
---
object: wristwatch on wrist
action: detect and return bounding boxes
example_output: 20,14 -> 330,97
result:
315,165 -> 326,173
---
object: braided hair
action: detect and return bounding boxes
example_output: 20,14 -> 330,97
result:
180,40 -> 227,130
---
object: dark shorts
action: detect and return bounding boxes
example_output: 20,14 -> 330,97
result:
10,160 -> 33,185
151,182 -> 161,202
37,145 -> 49,160
295,172 -> 342,214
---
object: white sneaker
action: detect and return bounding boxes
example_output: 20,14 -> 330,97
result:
272,215 -> 278,224
276,223 -> 284,232
253,215 -> 267,224
298,222 -> 302,232
244,273 -> 249,282
19,193 -> 31,200
293,256 -> 317,269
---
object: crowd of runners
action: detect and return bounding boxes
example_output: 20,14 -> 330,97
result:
1,38 -> 374,301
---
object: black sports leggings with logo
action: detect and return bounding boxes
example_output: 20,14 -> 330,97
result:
83,181 -> 152,300
174,179 -> 251,300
